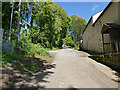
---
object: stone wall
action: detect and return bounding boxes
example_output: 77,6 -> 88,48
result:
89,53 -> 120,71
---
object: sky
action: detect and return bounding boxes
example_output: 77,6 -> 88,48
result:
55,2 -> 110,22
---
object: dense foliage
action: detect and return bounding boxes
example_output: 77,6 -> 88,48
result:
69,15 -> 87,49
63,34 -> 74,47
34,2 -> 72,49
2,2 -> 72,69
2,2 -> 87,69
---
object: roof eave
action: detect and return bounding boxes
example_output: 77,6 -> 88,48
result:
82,17 -> 92,34
92,2 -> 113,26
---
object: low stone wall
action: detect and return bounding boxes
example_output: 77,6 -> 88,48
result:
89,53 -> 120,71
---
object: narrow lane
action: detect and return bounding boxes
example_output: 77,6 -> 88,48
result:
43,49 -> 118,88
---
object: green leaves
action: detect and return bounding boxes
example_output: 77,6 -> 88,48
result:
70,15 -> 87,46
63,34 -> 74,47
33,2 -> 71,48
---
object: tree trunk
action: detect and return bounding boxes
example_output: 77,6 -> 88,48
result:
9,1 -> 14,42
17,0 -> 21,43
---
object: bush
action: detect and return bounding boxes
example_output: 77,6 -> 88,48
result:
74,45 -> 80,50
2,45 -> 24,67
63,34 -> 74,47
27,43 -> 50,57
2,39 -> 50,67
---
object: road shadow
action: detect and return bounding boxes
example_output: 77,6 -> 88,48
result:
112,71 -> 120,83
111,71 -> 120,89
2,57 -> 56,89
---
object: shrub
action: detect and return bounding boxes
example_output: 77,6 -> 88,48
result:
2,39 -> 50,67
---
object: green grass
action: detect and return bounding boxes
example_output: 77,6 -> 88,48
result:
45,47 -> 59,51
74,45 -> 80,50
2,42 -> 50,71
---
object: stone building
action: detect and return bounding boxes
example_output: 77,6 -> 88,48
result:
81,1 -> 120,54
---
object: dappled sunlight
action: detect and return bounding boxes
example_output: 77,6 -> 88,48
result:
2,57 -> 56,88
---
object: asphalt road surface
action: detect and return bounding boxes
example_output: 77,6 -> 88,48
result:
38,48 -> 118,88
24,48 -> 119,88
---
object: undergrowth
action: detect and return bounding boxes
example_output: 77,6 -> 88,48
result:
2,40 -> 50,71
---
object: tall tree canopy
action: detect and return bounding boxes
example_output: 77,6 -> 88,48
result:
2,2 -> 19,40
2,2 -> 88,50
33,2 -> 72,48
69,15 -> 87,46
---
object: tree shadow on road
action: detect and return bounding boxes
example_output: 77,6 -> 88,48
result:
112,71 -> 120,83
2,57 -> 56,89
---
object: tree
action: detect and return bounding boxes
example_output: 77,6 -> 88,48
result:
9,1 -> 14,41
63,33 -> 74,47
34,2 -> 71,49
2,2 -> 19,41
29,26 -> 40,44
17,0 -> 21,43
2,2 -> 11,40
2,2 -> 72,49
70,15 -> 87,48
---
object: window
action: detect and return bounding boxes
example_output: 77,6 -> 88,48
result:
100,40 -> 103,48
